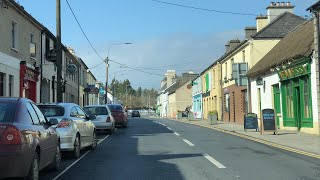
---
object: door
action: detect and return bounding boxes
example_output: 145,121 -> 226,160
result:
70,106 -> 87,144
273,85 -> 281,126
294,86 -> 302,130
77,106 -> 94,145
232,92 -> 235,122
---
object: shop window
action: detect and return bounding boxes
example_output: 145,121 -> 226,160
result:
286,81 -> 294,118
303,77 -> 311,118
9,75 -> 13,97
0,73 -> 4,96
241,89 -> 248,113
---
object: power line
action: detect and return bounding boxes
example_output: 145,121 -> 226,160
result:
151,0 -> 257,16
65,0 -> 105,61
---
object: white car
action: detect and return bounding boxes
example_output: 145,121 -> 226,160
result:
38,103 -> 97,159
83,105 -> 115,134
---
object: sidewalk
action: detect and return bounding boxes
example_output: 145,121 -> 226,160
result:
170,118 -> 320,156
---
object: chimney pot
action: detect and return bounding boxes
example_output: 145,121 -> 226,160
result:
271,2 -> 275,6
276,2 -> 280,6
286,2 -> 290,6
281,2 -> 285,6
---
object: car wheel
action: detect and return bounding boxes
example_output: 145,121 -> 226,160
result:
27,152 -> 39,180
122,122 -> 127,128
73,135 -> 81,159
48,144 -> 61,171
109,126 -> 114,135
90,132 -> 97,150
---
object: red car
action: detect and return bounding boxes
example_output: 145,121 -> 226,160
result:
0,98 -> 61,179
107,104 -> 128,128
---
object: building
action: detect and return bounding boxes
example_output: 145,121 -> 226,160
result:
157,70 -> 177,117
0,0 -> 42,102
247,20 -> 319,135
86,70 -> 98,105
192,75 -> 202,119
219,4 -> 305,124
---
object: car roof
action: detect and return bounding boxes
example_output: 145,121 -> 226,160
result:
84,105 -> 107,107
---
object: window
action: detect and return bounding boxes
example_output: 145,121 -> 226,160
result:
0,73 -> 4,96
11,21 -> 17,49
38,105 -> 65,117
83,107 -> 108,116
286,81 -> 294,118
242,50 -> 245,62
76,107 -> 86,119
212,70 -> 215,88
31,103 -> 46,124
0,102 -> 16,122
30,34 -> 36,58
303,77 -> 311,118
26,103 -> 40,124
214,96 -> 217,111
225,94 -> 229,112
242,89 -> 248,113
230,58 -> 234,78
225,62 -> 228,79
9,75 -> 13,97
70,107 -> 78,117
232,63 -> 248,86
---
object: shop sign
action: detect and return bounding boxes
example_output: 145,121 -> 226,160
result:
24,68 -> 37,81
278,65 -> 308,81
67,64 -> 77,74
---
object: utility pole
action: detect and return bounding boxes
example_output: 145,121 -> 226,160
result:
56,0 -> 63,102
104,57 -> 109,104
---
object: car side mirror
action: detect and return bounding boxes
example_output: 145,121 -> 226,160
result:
49,118 -> 59,125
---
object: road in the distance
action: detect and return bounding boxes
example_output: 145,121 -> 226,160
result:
40,117 -> 320,180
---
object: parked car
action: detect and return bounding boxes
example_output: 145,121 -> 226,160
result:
37,103 -> 97,159
131,110 -> 140,118
83,105 -> 115,134
0,98 -> 61,180
107,104 -> 128,128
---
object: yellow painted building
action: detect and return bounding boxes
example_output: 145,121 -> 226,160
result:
201,62 -> 222,120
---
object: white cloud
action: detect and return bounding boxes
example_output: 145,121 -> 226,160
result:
75,30 -> 244,89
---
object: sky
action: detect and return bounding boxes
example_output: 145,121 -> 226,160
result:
18,0 -> 316,89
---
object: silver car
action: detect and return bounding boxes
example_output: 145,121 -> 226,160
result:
37,103 -> 97,159
83,105 -> 115,134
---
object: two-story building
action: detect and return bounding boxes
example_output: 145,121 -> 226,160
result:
192,75 -> 202,119
220,3 -> 305,124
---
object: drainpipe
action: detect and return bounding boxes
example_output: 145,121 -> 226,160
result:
219,61 -> 223,121
40,30 -> 44,103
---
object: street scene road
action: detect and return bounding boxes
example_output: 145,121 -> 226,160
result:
39,117 -> 320,180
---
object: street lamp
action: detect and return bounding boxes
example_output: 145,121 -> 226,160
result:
104,42 -> 132,104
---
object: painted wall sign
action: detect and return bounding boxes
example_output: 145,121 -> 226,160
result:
24,69 -> 37,81
278,65 -> 308,81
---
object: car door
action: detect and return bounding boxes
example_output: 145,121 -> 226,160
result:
26,102 -> 51,168
76,107 -> 94,144
31,103 -> 58,161
70,106 -> 87,145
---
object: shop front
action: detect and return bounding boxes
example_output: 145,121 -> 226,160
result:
20,62 -> 39,102
192,93 -> 202,119
279,59 -> 313,129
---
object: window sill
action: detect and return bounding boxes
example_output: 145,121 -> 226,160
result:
11,47 -> 19,53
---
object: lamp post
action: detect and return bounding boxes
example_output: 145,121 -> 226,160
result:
104,43 -> 132,104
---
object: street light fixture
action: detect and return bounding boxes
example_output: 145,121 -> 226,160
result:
104,42 -> 132,104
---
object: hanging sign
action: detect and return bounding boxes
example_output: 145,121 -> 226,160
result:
66,64 -> 77,74
46,49 -> 57,63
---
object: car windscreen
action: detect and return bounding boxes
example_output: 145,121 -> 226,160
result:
38,105 -> 65,117
107,105 -> 123,111
0,102 -> 17,123
83,107 -> 108,115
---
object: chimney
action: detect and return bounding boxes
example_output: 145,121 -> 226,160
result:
225,44 -> 230,53
67,47 -> 75,55
256,15 -> 268,32
166,70 -> 176,86
229,39 -> 241,51
245,26 -> 257,39
266,1 -> 294,23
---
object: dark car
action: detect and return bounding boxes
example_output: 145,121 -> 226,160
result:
0,98 -> 61,180
107,104 -> 128,128
131,110 -> 140,118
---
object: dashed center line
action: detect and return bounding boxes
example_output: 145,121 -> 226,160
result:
183,139 -> 195,146
203,153 -> 226,169
174,132 -> 180,136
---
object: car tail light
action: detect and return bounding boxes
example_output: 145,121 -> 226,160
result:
0,125 -> 23,145
57,119 -> 72,128
106,117 -> 111,122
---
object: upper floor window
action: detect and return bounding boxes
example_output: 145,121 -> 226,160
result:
30,34 -> 36,58
242,50 -> 245,62
11,21 -> 17,49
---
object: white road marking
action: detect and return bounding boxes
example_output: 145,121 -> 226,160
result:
203,153 -> 226,169
52,150 -> 91,180
52,135 -> 109,180
183,139 -> 195,146
174,132 -> 180,136
98,135 -> 109,144
167,127 -> 172,130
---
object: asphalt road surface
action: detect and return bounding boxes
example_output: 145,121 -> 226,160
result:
39,117 -> 320,180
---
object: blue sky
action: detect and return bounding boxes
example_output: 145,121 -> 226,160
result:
19,0 -> 316,89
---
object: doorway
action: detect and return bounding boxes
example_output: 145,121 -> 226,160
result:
295,86 -> 301,130
273,85 -> 281,126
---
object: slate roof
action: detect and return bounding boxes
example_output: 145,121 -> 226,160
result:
246,20 -> 313,77
252,12 -> 306,39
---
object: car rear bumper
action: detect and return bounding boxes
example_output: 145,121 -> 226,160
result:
93,121 -> 113,130
0,145 -> 32,179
